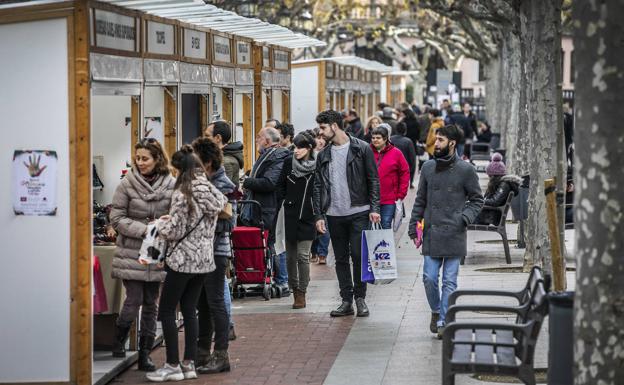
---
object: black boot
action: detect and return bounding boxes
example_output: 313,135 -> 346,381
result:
137,336 -> 156,372
111,325 -> 131,358
355,298 -> 370,317
196,343 -> 212,368
197,349 -> 230,374
330,301 -> 354,317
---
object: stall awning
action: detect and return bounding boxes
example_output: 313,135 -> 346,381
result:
102,0 -> 326,50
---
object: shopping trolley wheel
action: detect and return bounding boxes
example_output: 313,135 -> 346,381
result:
262,284 -> 271,301
274,285 -> 283,299
235,286 -> 246,299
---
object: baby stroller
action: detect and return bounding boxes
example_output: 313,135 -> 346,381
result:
231,200 -> 279,300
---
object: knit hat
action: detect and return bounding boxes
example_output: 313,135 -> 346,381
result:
486,152 -> 506,176
382,107 -> 394,118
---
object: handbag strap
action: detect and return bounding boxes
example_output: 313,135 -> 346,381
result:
165,213 -> 206,259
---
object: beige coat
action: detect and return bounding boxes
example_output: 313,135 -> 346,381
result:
109,168 -> 175,282
158,172 -> 227,274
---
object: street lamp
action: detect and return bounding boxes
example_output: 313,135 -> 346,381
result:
237,0 -> 258,18
277,6 -> 291,28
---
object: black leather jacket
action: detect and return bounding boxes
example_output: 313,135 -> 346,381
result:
312,135 -> 380,221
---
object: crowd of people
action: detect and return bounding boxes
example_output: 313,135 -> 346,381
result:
107,98 -> 537,381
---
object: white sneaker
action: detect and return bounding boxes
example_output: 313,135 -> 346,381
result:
146,363 -> 184,382
180,361 -> 197,379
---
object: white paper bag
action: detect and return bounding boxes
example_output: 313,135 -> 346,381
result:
361,223 -> 398,284
138,221 -> 166,265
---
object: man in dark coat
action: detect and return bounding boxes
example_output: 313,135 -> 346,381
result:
381,107 -> 398,133
313,110 -> 380,318
391,122 -> 417,189
408,124 -> 483,338
344,109 -> 364,140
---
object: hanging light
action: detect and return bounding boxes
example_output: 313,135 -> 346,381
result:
277,6 -> 291,27
237,0 -> 258,18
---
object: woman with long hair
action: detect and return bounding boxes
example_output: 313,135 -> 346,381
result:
110,138 -> 175,371
363,115 -> 382,143
146,145 -> 227,382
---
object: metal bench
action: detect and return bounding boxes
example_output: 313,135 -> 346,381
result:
471,142 -> 491,161
448,266 -> 543,309
441,280 -> 548,385
466,192 -> 515,264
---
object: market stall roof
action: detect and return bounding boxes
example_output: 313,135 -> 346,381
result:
102,0 -> 326,49
293,56 -> 397,73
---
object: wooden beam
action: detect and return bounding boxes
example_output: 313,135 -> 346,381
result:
545,178 -> 567,291
317,61 -> 326,113
164,86 -> 177,158
222,89 -> 232,126
70,1 -> 92,383
131,96 -> 140,151
282,90 -> 290,123
243,93 -> 253,171
200,94 -> 208,136
253,44 -> 263,136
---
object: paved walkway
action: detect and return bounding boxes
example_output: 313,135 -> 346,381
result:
114,171 -> 576,385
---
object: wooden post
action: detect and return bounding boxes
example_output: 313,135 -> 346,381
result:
131,96 -> 140,149
253,44 -> 263,136
243,93 -> 253,171
545,178 -> 566,291
282,90 -> 289,123
222,88 -> 232,125
164,86 -> 177,158
200,94 -> 208,136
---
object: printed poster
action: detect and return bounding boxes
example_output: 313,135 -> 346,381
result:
12,150 -> 58,216
143,117 -> 164,144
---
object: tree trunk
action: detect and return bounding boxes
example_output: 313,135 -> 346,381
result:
573,1 -> 624,383
502,31 -> 526,175
485,51 -> 503,135
521,0 -> 562,273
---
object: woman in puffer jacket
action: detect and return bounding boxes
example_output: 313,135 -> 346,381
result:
109,138 -> 175,371
475,153 -> 521,225
146,145 -> 227,382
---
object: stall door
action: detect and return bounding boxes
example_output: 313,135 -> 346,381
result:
181,94 -> 202,145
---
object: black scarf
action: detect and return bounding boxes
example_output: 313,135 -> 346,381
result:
434,152 -> 456,172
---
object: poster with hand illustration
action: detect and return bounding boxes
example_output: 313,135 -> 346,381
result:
143,116 -> 164,143
12,150 -> 58,216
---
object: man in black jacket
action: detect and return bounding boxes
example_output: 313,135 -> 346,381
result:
344,109 -> 364,140
391,122 -> 417,188
313,110 -> 380,317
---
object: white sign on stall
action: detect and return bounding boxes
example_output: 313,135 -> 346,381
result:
263,46 -> 270,68
143,117 -> 164,144
273,50 -> 289,70
12,150 -> 58,216
213,35 -> 232,63
236,41 -> 251,65
93,9 -> 137,52
184,29 -> 206,59
146,20 -> 175,55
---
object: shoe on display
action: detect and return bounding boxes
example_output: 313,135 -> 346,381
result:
145,363 -> 184,382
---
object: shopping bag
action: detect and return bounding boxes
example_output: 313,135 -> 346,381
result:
274,203 -> 286,255
393,199 -> 405,232
414,219 -> 424,248
138,221 -> 167,265
361,223 -> 398,285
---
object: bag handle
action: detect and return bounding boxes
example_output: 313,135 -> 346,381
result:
369,221 -> 382,231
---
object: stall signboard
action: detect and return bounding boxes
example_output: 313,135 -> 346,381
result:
263,46 -> 271,68
183,28 -> 207,60
273,49 -> 289,71
12,150 -> 58,216
92,8 -> 139,53
338,65 -> 344,79
145,20 -> 175,56
345,66 -> 353,80
213,35 -> 232,64
236,41 -> 252,66
326,61 -> 335,78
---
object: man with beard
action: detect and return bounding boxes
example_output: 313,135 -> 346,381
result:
204,121 -> 243,189
313,110 -> 380,318
408,124 -> 483,338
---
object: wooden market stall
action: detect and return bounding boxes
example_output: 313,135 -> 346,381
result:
233,37 -> 255,168
0,1 -> 323,384
291,56 -> 394,132
179,22 -> 211,146
271,47 -> 292,125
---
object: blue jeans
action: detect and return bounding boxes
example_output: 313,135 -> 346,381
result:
380,204 -> 396,230
422,256 -> 461,327
312,230 -> 330,256
223,278 -> 233,326
275,252 -> 289,286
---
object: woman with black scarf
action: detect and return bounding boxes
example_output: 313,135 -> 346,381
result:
276,130 -> 318,309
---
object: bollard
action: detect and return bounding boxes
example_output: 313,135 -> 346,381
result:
547,291 -> 574,385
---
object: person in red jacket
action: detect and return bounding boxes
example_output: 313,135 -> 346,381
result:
370,123 -> 410,229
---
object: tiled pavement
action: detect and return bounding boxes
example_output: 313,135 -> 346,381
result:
113,170 -> 577,385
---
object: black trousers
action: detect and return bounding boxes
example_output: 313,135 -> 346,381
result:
158,267 -> 206,365
197,256 -> 229,352
326,211 -> 369,302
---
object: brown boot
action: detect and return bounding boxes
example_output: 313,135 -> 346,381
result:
318,256 -> 327,265
293,289 -> 306,309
